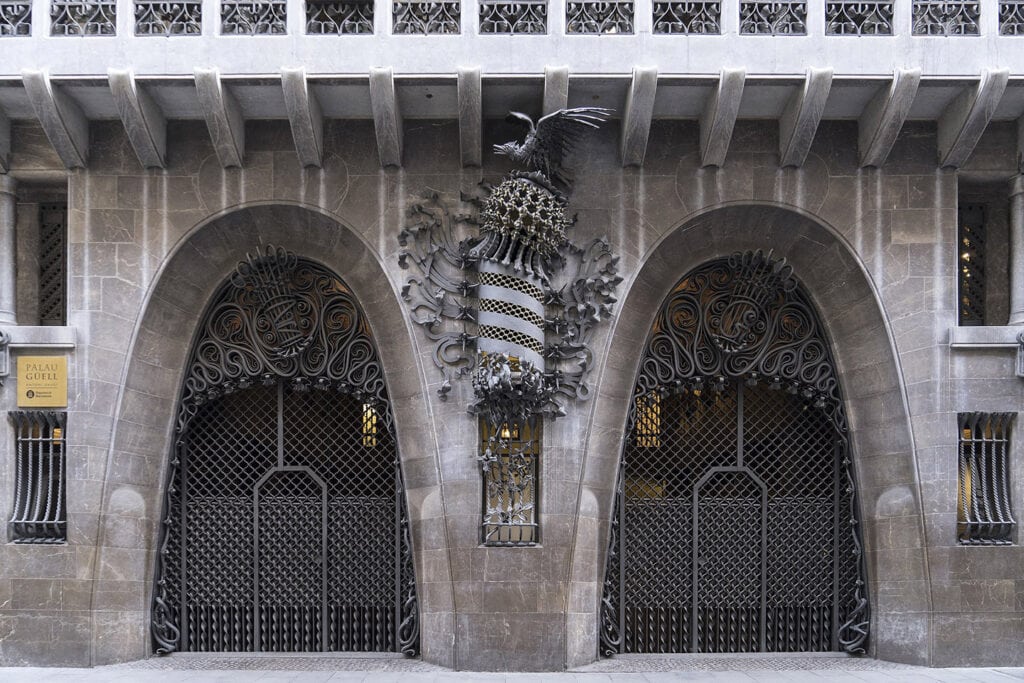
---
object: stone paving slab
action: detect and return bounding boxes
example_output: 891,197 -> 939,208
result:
1,658 -> 1023,683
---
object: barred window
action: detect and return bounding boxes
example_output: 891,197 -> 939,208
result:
957,204 -> 986,326
480,417 -> 539,546
9,411 -> 67,544
958,412 -> 1016,545
39,203 -> 67,326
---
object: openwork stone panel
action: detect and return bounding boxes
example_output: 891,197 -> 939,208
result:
912,0 -> 980,35
136,0 -> 201,34
652,1 -> 720,33
51,0 -> 115,35
740,1 -> 806,34
825,1 -> 893,35
307,0 -> 373,33
601,252 -> 869,657
0,0 -> 30,35
152,247 -> 418,656
1001,0 -> 1024,34
393,0 -> 459,33
221,0 -> 285,34
566,0 -> 633,34
479,0 -> 547,33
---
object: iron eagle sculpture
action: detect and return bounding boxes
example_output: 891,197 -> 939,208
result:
494,107 -> 613,192
399,106 -> 621,421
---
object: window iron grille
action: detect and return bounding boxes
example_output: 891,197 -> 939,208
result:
566,0 -> 633,34
221,0 -> 285,33
912,0 -> 980,35
1001,0 -> 1024,34
0,0 -> 30,35
135,0 -> 201,34
652,1 -> 720,34
307,0 -> 373,33
957,204 -> 986,326
740,1 -> 806,34
479,0 -> 546,33
825,1 -> 893,35
393,0 -> 459,33
480,416 -> 539,546
9,411 -> 67,544
39,203 -> 67,327
51,0 -> 115,34
958,412 -> 1016,545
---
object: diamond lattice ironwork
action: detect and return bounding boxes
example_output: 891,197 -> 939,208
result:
600,252 -> 869,657
152,248 -> 418,656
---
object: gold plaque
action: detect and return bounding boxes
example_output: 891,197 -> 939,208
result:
17,356 -> 68,408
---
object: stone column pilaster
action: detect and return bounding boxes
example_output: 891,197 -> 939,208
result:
1010,174 -> 1024,325
0,175 -> 17,325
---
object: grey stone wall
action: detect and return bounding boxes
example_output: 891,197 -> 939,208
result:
0,115 -> 1021,669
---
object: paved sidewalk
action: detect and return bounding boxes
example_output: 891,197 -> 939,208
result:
0,655 -> 1022,683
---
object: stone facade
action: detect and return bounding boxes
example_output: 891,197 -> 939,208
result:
0,112 -> 1022,670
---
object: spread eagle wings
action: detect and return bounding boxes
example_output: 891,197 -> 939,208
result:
499,107 -> 613,188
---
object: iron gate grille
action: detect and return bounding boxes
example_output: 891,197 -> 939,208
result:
152,247 -> 418,655
600,251 -> 869,656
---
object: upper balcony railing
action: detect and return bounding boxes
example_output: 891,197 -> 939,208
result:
1,0 -> 1021,37
0,0 -> 1023,79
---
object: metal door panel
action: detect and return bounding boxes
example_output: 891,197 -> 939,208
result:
600,252 -> 869,656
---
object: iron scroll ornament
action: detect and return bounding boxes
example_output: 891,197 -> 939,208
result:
399,108 -> 621,421
151,246 -> 419,656
599,250 -> 870,656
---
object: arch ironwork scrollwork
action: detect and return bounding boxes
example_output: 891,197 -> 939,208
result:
600,250 -> 869,656
151,245 -> 419,656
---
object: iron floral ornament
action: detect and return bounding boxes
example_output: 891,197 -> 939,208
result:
399,108 -> 621,422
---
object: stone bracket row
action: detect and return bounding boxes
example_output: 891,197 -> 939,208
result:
1,66 -> 1020,175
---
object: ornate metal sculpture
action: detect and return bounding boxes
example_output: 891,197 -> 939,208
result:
600,251 -> 870,656
400,108 -> 619,544
400,107 -> 618,419
494,108 -> 610,192
152,246 -> 418,655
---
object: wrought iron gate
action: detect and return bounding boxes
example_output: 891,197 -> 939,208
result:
600,251 -> 869,656
151,246 -> 418,655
